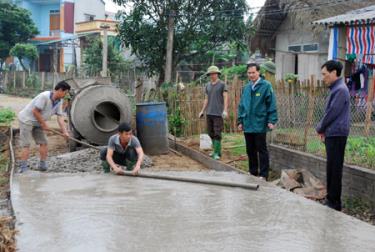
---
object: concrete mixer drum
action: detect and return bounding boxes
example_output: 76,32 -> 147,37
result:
69,84 -> 131,147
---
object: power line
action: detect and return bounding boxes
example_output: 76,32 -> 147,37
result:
164,0 -> 364,18
119,0 -> 364,21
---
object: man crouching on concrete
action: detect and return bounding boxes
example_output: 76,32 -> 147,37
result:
100,122 -> 144,175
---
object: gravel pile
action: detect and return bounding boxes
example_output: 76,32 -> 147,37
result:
17,148 -> 153,173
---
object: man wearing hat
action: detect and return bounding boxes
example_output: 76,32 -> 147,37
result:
260,61 -> 276,85
199,66 -> 228,160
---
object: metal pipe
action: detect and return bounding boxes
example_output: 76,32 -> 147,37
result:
122,171 -> 259,191
48,129 -> 101,151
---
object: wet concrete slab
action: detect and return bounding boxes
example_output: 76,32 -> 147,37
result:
12,171 -> 375,252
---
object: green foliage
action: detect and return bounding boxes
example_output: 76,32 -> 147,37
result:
0,3 -> 38,63
10,43 -> 38,71
343,197 -> 372,216
0,108 -> 15,125
26,73 -> 41,89
305,136 -> 375,169
165,89 -> 186,137
221,64 -> 247,80
82,37 -> 102,75
284,73 -> 298,83
168,109 -> 186,137
114,0 -> 248,82
82,36 -> 130,77
346,137 -> 375,169
10,43 -> 38,60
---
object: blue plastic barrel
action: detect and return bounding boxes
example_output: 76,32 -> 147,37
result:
136,102 -> 169,155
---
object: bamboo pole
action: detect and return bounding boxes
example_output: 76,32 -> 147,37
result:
41,72 -> 45,90
22,71 -> 26,88
4,72 -> 8,90
365,74 -> 374,136
303,75 -> 316,151
13,71 -> 16,90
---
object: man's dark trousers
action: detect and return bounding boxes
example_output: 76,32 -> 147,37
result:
206,115 -> 223,141
244,133 -> 269,178
100,147 -> 137,169
325,136 -> 347,211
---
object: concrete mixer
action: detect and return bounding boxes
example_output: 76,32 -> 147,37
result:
66,78 -> 131,150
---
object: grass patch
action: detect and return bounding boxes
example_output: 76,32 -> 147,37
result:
222,133 -> 246,156
220,133 -> 374,170
0,108 -> 16,125
0,154 -> 8,172
306,136 -> 375,169
342,197 -> 375,224
0,154 -> 9,188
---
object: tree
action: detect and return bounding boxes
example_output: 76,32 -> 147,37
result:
0,2 -> 38,68
10,43 -> 38,71
114,0 -> 248,85
82,36 -> 129,77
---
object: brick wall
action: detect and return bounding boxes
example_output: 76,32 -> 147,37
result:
269,144 -> 375,210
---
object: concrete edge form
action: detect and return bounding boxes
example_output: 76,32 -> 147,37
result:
8,127 -> 16,227
168,137 -> 247,174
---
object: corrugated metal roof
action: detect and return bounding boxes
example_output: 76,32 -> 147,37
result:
33,32 -> 99,46
313,5 -> 375,25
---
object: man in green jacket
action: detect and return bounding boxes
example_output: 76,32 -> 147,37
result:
237,63 -> 278,180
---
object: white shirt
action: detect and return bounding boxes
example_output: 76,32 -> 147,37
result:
18,91 -> 64,126
251,78 -> 261,91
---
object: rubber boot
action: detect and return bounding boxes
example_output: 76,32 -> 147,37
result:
39,160 -> 48,172
126,160 -> 137,171
212,140 -> 220,160
19,160 -> 28,173
217,141 -> 222,157
102,161 -> 110,173
209,140 -> 215,157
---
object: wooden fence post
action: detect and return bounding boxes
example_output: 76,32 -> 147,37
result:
41,72 -> 45,90
231,76 -> 240,133
4,72 -> 8,90
13,71 -> 16,90
188,88 -> 193,135
303,75 -> 316,151
22,71 -> 26,88
365,74 -> 374,136
135,79 -> 143,103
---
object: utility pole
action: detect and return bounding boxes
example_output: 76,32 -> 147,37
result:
164,10 -> 175,84
100,23 -> 110,77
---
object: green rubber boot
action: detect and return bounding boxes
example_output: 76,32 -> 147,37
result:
209,140 -> 215,157
217,140 -> 222,157
126,160 -> 137,171
212,140 -> 220,160
102,161 -> 110,173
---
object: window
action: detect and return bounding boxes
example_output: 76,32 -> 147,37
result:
288,45 -> 301,52
303,43 -> 319,52
85,14 -> 95,21
288,43 -> 319,53
49,10 -> 60,35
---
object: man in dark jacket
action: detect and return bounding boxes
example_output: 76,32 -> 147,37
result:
237,63 -> 278,180
316,60 -> 350,211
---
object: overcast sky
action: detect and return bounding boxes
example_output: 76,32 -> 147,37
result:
104,0 -> 267,14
